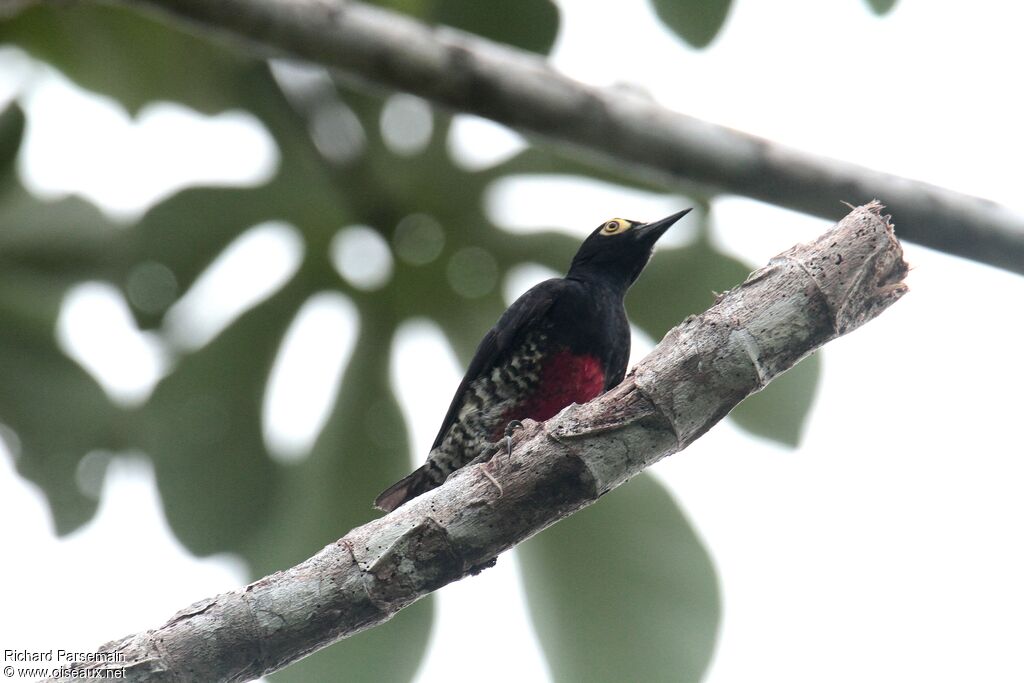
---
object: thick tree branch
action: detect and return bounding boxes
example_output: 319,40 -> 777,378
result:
76,0 -> 1024,275
46,203 -> 907,683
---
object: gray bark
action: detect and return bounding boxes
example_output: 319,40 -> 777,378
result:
88,0 -> 1024,275
44,203 -> 907,683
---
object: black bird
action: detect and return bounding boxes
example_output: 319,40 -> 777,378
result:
375,209 -> 691,512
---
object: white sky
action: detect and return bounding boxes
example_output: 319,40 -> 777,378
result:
3,0 -> 1024,681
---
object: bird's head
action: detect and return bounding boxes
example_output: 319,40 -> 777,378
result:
566,209 -> 691,290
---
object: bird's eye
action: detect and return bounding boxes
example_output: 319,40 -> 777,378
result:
600,218 -> 633,236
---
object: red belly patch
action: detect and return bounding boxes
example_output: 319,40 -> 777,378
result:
509,350 -> 605,428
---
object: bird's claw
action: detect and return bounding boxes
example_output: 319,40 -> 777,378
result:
478,420 -> 523,501
503,419 -> 524,460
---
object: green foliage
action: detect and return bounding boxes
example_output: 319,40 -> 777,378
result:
367,0 -> 558,53
519,474 -> 720,683
0,0 -> 847,679
0,4 -> 253,114
732,351 -> 821,446
0,103 -> 126,533
650,0 -> 734,49
864,0 -> 899,16
652,0 -> 895,48
0,103 -> 22,169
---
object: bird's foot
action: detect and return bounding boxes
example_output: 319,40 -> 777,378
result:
502,419 -> 524,461
478,420 -> 523,500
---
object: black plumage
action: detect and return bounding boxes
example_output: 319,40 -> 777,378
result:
375,209 -> 691,512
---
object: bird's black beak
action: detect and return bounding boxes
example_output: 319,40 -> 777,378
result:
636,208 -> 692,242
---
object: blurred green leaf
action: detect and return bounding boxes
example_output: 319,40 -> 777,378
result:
125,187 -> 276,325
0,335 -> 114,533
0,180 -> 123,283
0,4 -> 255,114
650,0 -> 733,48
864,0 -> 898,15
731,351 -> 821,446
519,474 -> 720,683
0,103 -> 23,173
0,97 -> 122,279
0,268 -> 122,534
434,0 -> 559,55
253,305 -> 433,683
0,102 -> 126,533
371,0 -> 559,54
139,280 -> 304,556
208,300 -> 435,682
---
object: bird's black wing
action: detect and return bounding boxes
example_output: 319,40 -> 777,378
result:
430,278 -> 570,449
374,278 -> 570,512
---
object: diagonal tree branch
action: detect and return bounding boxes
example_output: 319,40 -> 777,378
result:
83,0 -> 1024,276
46,203 -> 907,683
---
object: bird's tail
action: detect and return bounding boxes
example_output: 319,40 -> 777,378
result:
374,465 -> 439,512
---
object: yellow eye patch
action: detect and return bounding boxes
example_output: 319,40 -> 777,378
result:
599,218 -> 634,235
